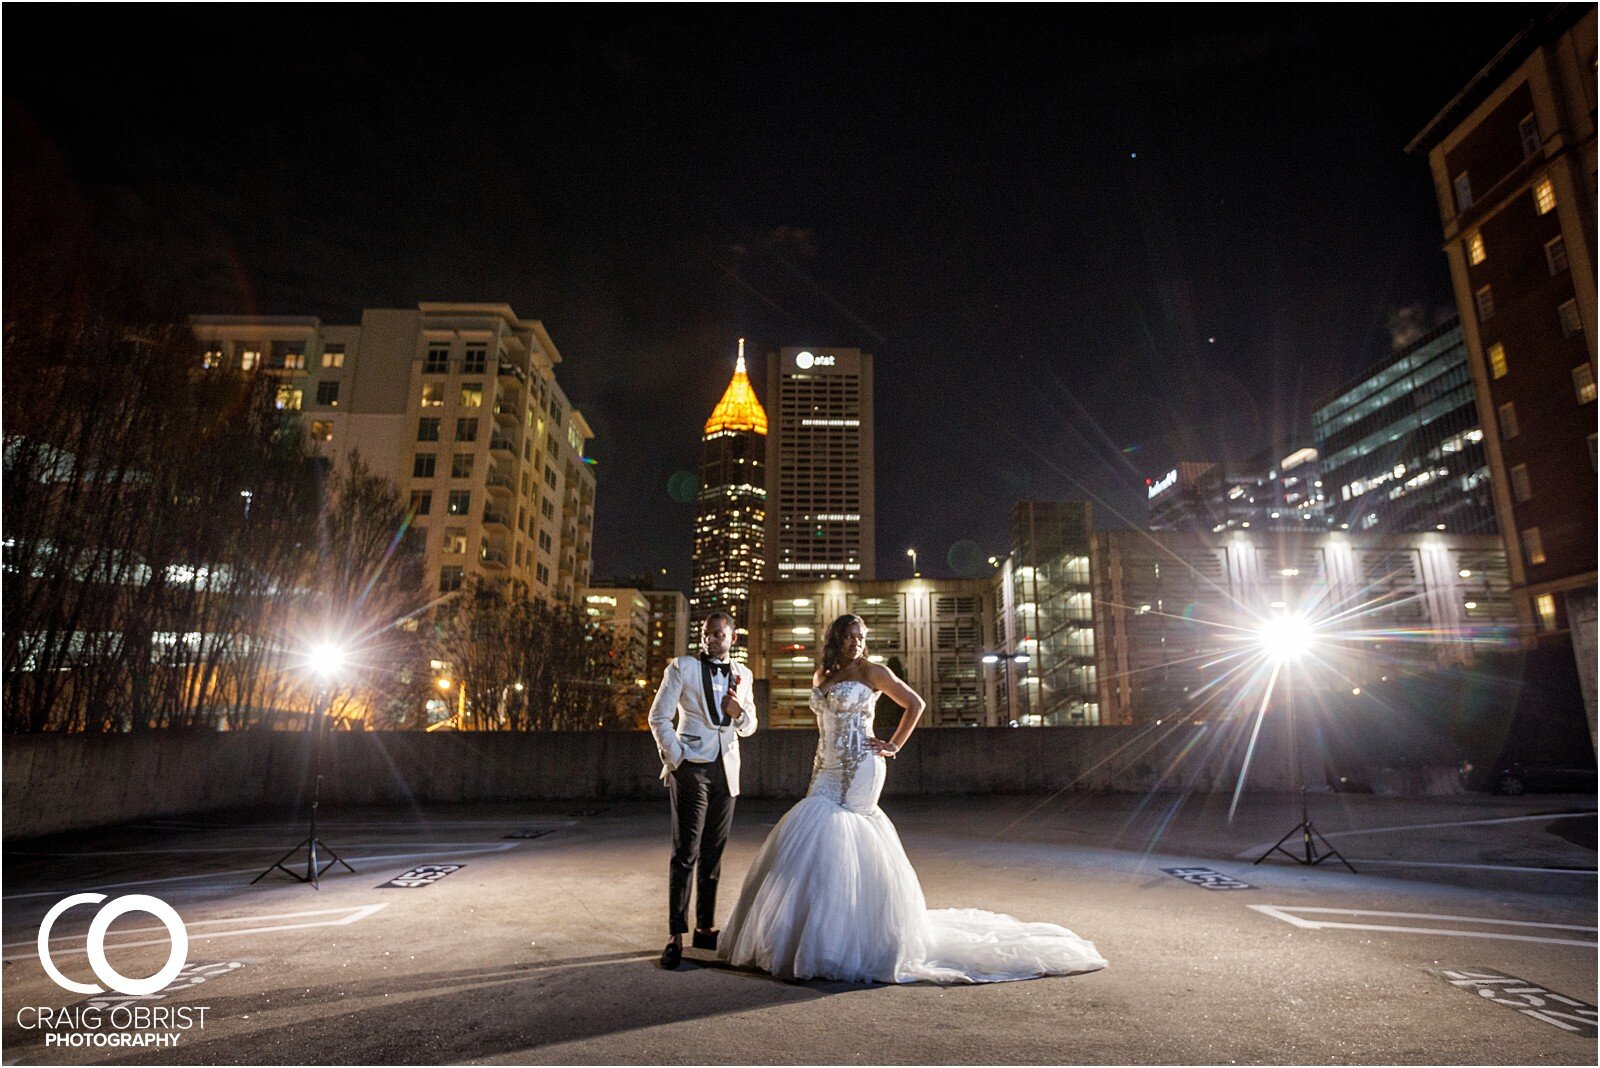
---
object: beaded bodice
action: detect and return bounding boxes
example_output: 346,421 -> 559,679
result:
808,680 -> 879,804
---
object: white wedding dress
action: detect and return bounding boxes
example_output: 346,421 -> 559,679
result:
719,680 -> 1107,983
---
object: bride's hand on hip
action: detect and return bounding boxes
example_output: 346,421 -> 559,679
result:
865,737 -> 900,758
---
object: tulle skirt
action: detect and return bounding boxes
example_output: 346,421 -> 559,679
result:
719,794 -> 1108,984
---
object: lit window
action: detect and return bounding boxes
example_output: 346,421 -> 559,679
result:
1519,113 -> 1541,158
315,381 -> 339,407
1475,285 -> 1495,321
1497,402 -> 1518,439
413,453 -> 436,478
1534,177 -> 1556,215
1535,593 -> 1558,631
1510,463 -> 1532,502
1488,342 -> 1508,379
444,529 -> 467,555
240,348 -> 260,371
1559,300 -> 1582,339
1521,527 -> 1546,566
321,344 -> 345,368
1573,362 -> 1596,404
420,383 -> 444,407
309,419 -> 334,443
275,386 -> 302,411
1453,172 -> 1473,211
1546,236 -> 1569,275
201,346 -> 223,369
460,383 -> 483,408
1467,232 -> 1486,265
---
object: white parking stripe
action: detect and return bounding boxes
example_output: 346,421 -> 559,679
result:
1234,810 -> 1596,858
1,903 -> 389,962
1346,859 -> 1596,875
0,844 -> 518,901
1249,904 -> 1598,947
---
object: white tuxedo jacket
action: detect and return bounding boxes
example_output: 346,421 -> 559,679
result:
647,654 -> 758,796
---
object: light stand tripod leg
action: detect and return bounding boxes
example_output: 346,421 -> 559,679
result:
250,683 -> 355,887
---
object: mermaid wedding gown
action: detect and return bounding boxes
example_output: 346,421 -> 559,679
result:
719,680 -> 1107,983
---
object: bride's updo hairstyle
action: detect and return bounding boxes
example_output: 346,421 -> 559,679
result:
820,614 -> 867,678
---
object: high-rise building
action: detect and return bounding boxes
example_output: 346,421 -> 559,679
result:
993,501 -> 1102,726
1408,4 -> 1597,732
192,303 -> 596,604
644,588 -> 690,680
765,346 -> 876,581
747,577 -> 996,728
692,340 -> 768,656
583,587 -> 652,688
1146,450 -> 1328,534
1314,318 -> 1496,535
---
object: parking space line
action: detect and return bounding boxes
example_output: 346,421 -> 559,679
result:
1248,904 -> 1598,947
10,840 -> 531,857
1234,811 -> 1597,859
1345,859 -> 1596,875
1,903 -> 389,962
1,844 -> 519,901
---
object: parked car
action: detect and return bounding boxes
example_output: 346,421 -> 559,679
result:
1492,761 -> 1598,796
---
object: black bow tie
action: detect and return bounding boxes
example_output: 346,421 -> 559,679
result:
703,658 -> 730,677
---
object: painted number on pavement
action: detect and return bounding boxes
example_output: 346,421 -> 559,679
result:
381,864 -> 464,889
1436,968 -> 1598,1037
1162,866 -> 1253,890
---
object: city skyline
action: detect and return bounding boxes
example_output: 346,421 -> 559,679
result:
4,6 -> 1543,586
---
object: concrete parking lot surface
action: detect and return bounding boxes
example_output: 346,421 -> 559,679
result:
2,791 -> 1594,1065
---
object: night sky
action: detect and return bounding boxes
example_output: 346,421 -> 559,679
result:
5,6 -> 1538,588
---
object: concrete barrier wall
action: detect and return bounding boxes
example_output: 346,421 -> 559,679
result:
2,717 -> 1461,840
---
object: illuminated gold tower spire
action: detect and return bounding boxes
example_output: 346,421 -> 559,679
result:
704,338 -> 768,435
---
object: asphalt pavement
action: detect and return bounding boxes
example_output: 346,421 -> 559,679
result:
1,790 -> 1594,1065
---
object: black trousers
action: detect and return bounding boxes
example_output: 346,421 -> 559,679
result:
667,756 -> 735,935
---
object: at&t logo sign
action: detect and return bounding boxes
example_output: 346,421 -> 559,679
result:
794,350 -> 836,369
38,893 -> 188,996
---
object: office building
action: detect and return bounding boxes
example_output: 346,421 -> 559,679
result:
1408,4 -> 1597,729
764,346 -> 876,580
747,577 -> 996,728
992,500 -> 1102,726
1146,449 -> 1328,534
1313,318 -> 1496,534
192,303 -> 596,604
1091,527 -> 1514,726
692,340 -> 767,654
583,587 -> 652,688
645,588 -> 691,679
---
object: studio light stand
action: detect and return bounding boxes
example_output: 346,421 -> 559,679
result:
1252,664 -> 1356,873
253,652 -> 355,889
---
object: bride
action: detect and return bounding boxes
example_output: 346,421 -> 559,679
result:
719,613 -> 1107,983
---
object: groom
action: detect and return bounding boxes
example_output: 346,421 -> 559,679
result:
647,610 -> 757,969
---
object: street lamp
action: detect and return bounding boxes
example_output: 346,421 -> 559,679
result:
906,547 -> 919,577
1251,613 -> 1355,872
253,640 -> 356,888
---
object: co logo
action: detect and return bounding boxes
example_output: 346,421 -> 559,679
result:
37,893 -> 188,996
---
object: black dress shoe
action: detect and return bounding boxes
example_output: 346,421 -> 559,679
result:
659,941 -> 683,969
691,928 -> 719,951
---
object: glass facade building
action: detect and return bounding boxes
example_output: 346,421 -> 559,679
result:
1313,318 -> 1496,534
